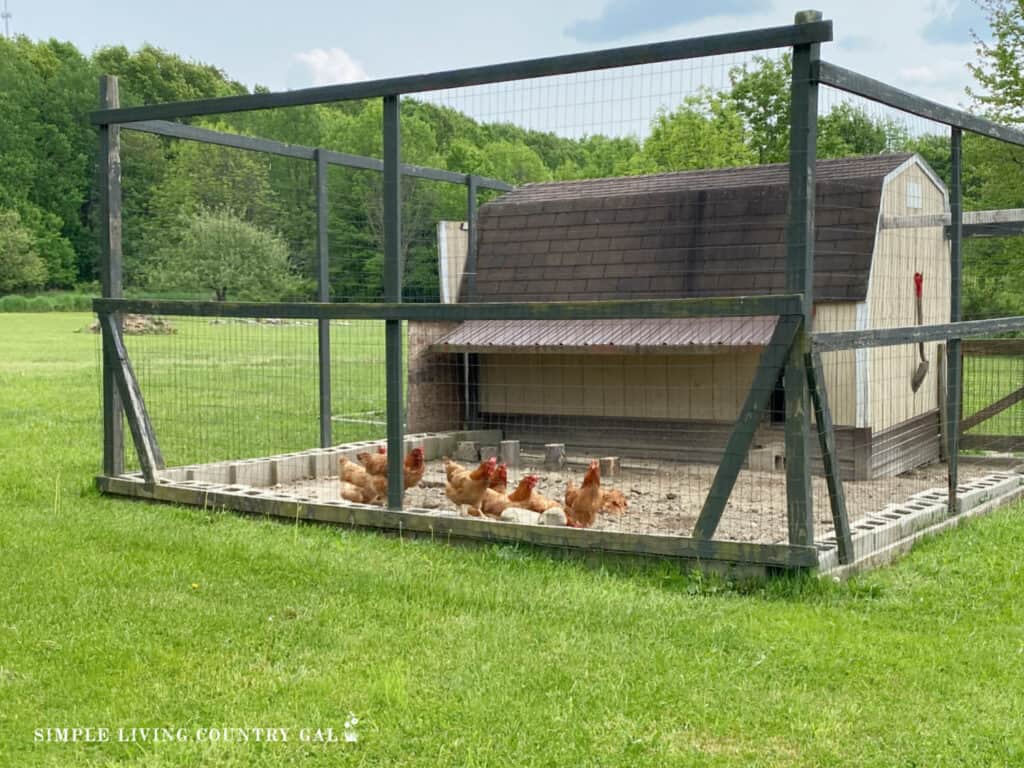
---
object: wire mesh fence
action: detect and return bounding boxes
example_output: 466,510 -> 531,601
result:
94,16 -> 1024,568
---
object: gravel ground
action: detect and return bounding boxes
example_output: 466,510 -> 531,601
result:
270,455 -> 1013,544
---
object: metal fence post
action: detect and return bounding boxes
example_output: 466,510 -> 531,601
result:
383,95 -> 405,510
948,127 -> 963,514
315,149 -> 332,448
99,75 -> 124,477
785,10 -> 821,547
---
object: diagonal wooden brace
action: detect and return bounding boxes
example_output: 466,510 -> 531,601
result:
805,349 -> 854,565
692,316 -> 800,540
100,313 -> 165,482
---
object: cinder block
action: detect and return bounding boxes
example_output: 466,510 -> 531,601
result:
749,443 -> 785,473
455,441 -> 480,462
480,445 -> 499,462
599,456 -> 620,477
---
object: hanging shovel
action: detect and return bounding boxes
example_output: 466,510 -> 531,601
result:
911,271 -> 929,393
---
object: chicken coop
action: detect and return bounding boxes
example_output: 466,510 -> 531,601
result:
415,154 -> 951,481
92,12 -> 1024,577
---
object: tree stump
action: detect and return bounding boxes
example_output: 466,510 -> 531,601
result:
499,440 -> 520,468
544,443 -> 566,471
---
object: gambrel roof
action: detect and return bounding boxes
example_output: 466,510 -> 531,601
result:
471,153 -> 934,304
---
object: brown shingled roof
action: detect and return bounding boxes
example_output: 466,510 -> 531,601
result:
472,153 -> 922,304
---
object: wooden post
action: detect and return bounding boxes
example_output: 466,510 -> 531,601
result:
805,350 -> 853,564
947,127 -> 963,515
694,316 -> 800,540
383,95 -> 405,510
98,75 -> 124,477
784,10 -> 820,547
462,175 -> 478,430
315,149 -> 332,448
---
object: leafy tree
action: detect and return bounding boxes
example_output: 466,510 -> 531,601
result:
969,0 -> 1024,123
477,141 -> 552,184
0,210 -> 47,293
728,54 -> 791,164
146,209 -> 306,301
817,104 -> 909,158
637,90 -> 755,172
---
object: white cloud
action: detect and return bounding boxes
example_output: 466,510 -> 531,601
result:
293,47 -> 368,87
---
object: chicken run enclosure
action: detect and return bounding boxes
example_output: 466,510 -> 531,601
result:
93,11 -> 1024,576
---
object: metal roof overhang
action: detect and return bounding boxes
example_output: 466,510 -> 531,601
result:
432,316 -> 780,354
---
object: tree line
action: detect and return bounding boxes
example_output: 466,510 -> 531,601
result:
1,1 -> 1023,309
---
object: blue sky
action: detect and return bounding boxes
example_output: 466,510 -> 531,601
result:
10,0 -> 991,121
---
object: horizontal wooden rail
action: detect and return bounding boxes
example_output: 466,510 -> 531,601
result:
813,316 -> 1024,352
963,338 -> 1024,356
94,294 -> 804,322
124,120 -> 513,191
815,61 -> 1024,146
91,21 -> 832,124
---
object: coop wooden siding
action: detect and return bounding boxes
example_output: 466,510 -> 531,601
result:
482,413 -> 870,480
812,303 -> 859,427
478,351 -> 761,422
866,162 -> 951,432
473,155 -> 913,304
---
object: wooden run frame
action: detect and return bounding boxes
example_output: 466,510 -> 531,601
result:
92,11 -> 848,570
93,10 -> 1023,570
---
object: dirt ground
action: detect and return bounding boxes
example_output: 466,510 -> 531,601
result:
271,454 -> 1015,545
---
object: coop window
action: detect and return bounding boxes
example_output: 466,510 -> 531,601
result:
906,180 -> 923,209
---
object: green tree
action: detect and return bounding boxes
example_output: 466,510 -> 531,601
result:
969,0 -> 1024,123
637,90 -> 755,172
817,104 -> 908,158
146,209 -> 305,302
727,54 -> 791,164
0,210 -> 47,293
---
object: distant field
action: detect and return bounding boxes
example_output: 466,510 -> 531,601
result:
962,353 -> 1024,437
3,312 -> 1024,767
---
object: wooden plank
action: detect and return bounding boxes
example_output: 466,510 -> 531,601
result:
383,95 -> 405,510
812,316 -> 1024,351
91,21 -> 834,125
123,120 -> 513,191
806,350 -> 853,565
960,434 -> 1024,452
962,339 -> 1024,357
315,149 -> 331,448
961,221 -> 1024,238
96,476 -> 819,569
815,61 -> 1024,147
98,75 -> 124,477
692,316 -> 800,540
784,13 -> 820,548
100,314 -> 165,482
880,208 -> 1024,231
93,294 -> 805,322
949,127 -> 963,515
960,385 -> 1024,433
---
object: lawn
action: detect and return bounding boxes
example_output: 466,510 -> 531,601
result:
2,312 -> 1024,767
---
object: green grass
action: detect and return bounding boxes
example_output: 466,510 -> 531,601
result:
3,312 -> 1024,767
